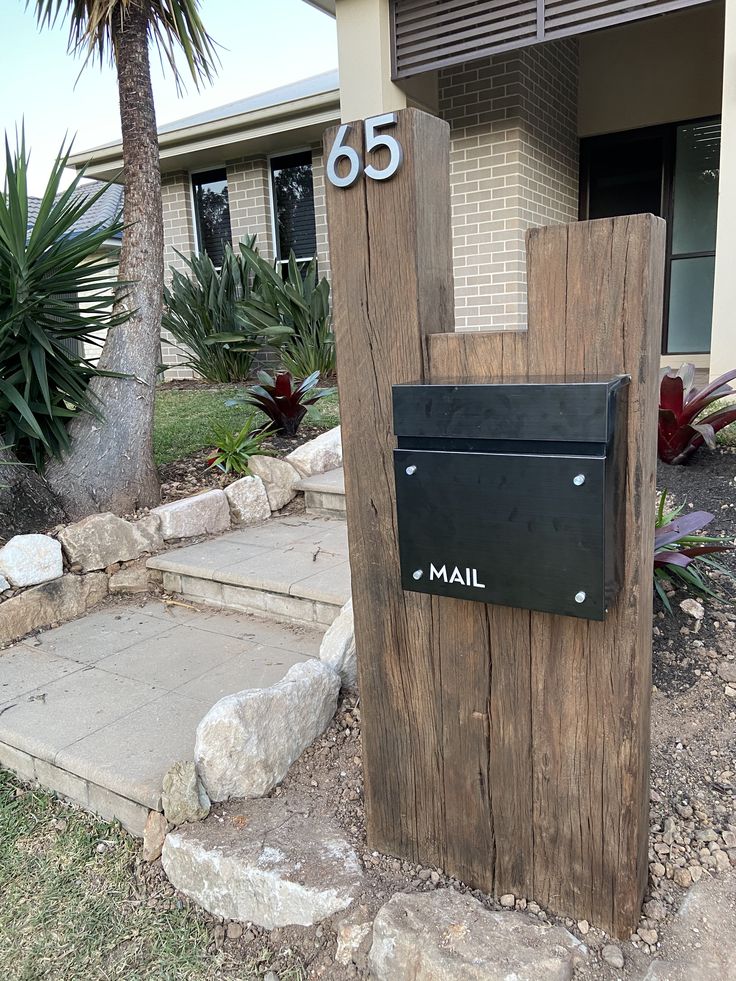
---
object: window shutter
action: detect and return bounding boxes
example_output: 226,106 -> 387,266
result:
391,0 -> 711,78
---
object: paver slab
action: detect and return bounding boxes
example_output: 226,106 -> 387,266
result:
176,645 -> 308,705
55,691 -> 212,809
26,606 -> 172,662
0,645 -> 82,702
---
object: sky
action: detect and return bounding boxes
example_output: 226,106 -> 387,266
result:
0,0 -> 338,194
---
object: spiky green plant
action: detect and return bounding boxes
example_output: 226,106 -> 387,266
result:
0,133 -> 126,467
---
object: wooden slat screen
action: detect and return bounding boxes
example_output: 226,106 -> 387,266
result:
392,0 -> 711,78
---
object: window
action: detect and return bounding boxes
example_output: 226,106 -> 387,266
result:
270,151 -> 317,271
192,168 -> 232,266
580,118 -> 721,355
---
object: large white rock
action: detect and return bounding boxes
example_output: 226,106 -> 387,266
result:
161,797 -> 362,928
224,475 -> 271,525
319,598 -> 357,688
286,426 -> 342,478
0,534 -> 63,588
195,659 -> 340,801
152,490 -> 230,541
248,456 -> 301,510
58,512 -> 159,572
369,891 -> 587,981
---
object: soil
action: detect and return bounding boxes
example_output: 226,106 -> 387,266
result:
158,426 -> 325,504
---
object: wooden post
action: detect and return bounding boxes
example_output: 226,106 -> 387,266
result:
325,107 -> 665,937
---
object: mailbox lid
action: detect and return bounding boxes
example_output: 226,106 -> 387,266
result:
394,447 -> 608,619
393,375 -> 629,444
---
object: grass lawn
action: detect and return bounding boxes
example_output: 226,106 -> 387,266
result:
0,769 -> 303,980
153,385 -> 340,467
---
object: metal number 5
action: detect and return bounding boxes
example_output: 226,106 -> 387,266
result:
364,112 -> 403,181
326,113 -> 404,188
326,123 -> 361,189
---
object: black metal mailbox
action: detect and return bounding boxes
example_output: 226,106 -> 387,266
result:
392,375 -> 630,620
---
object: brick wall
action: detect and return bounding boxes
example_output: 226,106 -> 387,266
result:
439,40 -> 579,330
226,157 -> 274,256
161,171 -> 197,379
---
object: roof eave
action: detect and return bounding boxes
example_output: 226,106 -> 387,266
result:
69,87 -> 341,177
302,0 -> 336,15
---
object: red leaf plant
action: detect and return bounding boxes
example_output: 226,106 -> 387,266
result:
659,363 -> 736,465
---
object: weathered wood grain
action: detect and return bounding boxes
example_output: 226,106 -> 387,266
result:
326,105 -> 664,937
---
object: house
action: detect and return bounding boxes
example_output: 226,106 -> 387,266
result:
71,0 -> 732,380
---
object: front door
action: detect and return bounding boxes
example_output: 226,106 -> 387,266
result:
580,118 -> 721,356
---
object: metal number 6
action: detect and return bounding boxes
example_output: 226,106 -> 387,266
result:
326,124 -> 361,189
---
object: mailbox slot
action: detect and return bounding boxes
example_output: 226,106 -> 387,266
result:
393,376 -> 629,620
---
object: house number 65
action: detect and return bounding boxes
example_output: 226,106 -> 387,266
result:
326,112 -> 404,188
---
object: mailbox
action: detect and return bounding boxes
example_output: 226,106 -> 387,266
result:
392,376 -> 630,620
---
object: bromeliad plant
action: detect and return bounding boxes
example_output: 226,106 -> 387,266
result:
206,414 -> 271,475
654,490 -> 736,610
233,370 -> 336,438
658,363 -> 736,465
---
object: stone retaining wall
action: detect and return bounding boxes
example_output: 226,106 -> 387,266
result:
0,428 -> 342,645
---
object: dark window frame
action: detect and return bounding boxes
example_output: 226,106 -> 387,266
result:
579,115 -> 721,356
269,149 -> 318,272
191,166 -> 232,267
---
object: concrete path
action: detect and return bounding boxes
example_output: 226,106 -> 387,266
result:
0,599 -> 323,835
148,515 -> 350,626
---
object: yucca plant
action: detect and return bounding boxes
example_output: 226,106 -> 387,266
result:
163,239 -> 286,382
654,490 -> 736,611
659,363 -> 736,465
206,414 -> 272,475
0,133 -> 127,468
233,370 -> 336,437
213,245 -> 335,377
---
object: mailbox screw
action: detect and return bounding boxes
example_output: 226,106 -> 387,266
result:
573,474 -> 586,486
406,465 -> 417,476
575,591 -> 587,604
413,569 -> 423,581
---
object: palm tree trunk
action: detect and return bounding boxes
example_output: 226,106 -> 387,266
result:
0,445 -> 67,543
46,0 -> 162,519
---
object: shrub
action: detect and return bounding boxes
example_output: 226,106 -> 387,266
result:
206,414 -> 271,475
162,240 -> 289,383
0,134 -> 126,467
233,370 -> 336,437
654,490 -> 735,610
237,248 -> 336,377
658,363 -> 736,465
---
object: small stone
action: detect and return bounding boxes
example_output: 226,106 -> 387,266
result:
226,922 -> 243,940
577,919 -> 590,934
0,534 -> 63,587
142,810 -> 168,862
717,661 -> 736,685
162,797 -> 362,929
677,804 -> 694,819
601,944 -> 625,969
680,598 -> 705,620
195,661 -> 340,802
286,426 -> 342,477
499,894 -> 515,908
153,490 -> 230,540
674,867 -> 692,888
0,574 -> 10,592
319,598 -> 357,688
335,905 -> 373,966
109,562 -> 150,595
161,761 -> 210,826
368,891 -> 587,980
224,475 -> 271,525
248,456 -> 301,511
644,899 -> 666,921
637,927 -> 658,945
58,513 -> 161,573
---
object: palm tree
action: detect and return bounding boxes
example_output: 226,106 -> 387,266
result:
32,1 -> 218,518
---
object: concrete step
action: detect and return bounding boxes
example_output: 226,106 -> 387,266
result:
295,468 -> 346,519
147,515 -> 351,627
0,600 -> 323,835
